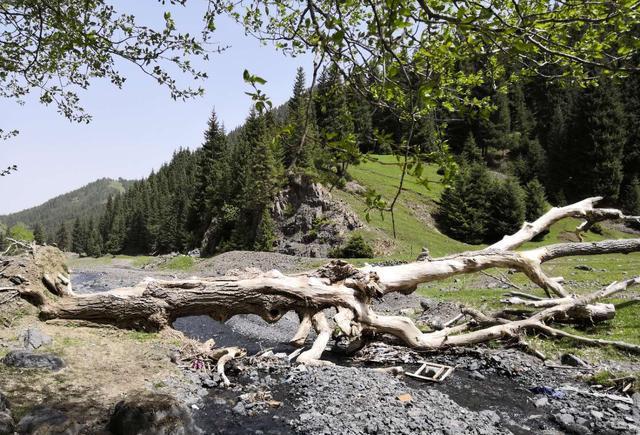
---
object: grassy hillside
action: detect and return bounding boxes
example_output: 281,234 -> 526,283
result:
338,154 -> 636,260
340,155 -> 640,361
334,155 -> 467,259
0,178 -> 133,237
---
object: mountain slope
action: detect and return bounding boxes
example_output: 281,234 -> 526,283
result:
337,155 -> 635,260
0,178 -> 134,237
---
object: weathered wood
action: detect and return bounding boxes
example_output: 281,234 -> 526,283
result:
31,197 -> 640,363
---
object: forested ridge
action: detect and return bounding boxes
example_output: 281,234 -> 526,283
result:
0,178 -> 133,246
4,68 -> 640,256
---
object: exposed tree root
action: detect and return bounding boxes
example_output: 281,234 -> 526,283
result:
15,197 -> 640,364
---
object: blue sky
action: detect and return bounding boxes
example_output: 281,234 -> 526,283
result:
0,1 -> 311,215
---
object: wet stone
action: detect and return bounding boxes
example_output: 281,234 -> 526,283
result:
1,350 -> 65,371
16,407 -> 79,435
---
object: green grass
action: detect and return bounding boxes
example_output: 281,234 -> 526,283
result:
127,331 -> 158,342
129,256 -> 154,268
342,154 -> 634,259
336,155 -> 470,259
344,155 -> 640,362
158,255 -> 195,271
418,255 -> 640,362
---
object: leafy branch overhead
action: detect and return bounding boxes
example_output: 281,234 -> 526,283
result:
243,69 -> 272,114
0,0 -> 223,124
232,0 -> 640,231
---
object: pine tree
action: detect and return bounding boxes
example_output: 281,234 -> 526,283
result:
486,178 -> 526,243
461,132 -> 483,163
480,90 -> 514,156
283,67 -> 316,169
509,81 -> 534,137
567,80 -> 626,201
230,110 -> 279,249
512,137 -> 547,183
622,177 -> 640,215
71,217 -> 86,253
314,65 -> 357,179
189,110 -> 228,248
55,223 -> 71,251
438,164 -> 494,244
85,219 -> 102,257
254,208 -> 276,251
524,179 -> 548,221
33,223 -> 46,245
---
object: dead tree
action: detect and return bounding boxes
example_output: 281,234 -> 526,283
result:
31,197 -> 640,364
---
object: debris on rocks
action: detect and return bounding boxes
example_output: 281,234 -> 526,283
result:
175,338 -> 247,388
16,406 -> 79,435
107,393 -> 202,435
406,362 -> 454,383
397,393 -> 412,402
560,353 -> 590,368
529,386 -> 566,399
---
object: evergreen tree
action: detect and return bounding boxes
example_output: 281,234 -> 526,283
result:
283,67 -> 316,169
622,177 -> 640,215
438,164 -> 494,244
86,220 -> 102,257
509,81 -> 534,137
524,179 -> 548,221
188,110 -> 228,249
486,178 -> 526,243
512,137 -> 547,183
479,91 -> 514,156
461,132 -> 482,163
55,223 -> 71,251
254,208 -> 276,251
566,80 -> 626,201
33,223 -> 46,245
314,65 -> 358,180
71,217 -> 86,253
230,110 -> 278,249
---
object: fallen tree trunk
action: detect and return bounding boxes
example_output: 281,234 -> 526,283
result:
31,197 -> 640,363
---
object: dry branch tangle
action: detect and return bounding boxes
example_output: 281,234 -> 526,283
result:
38,197 -> 640,362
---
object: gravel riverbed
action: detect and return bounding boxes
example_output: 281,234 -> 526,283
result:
69,252 -> 640,435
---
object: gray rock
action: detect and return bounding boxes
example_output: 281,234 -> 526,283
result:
19,327 -> 52,350
615,403 -> 631,412
1,350 -> 65,371
555,413 -> 575,427
0,392 -> 9,413
107,394 -> 202,435
232,402 -> 247,416
16,406 -> 79,435
560,353 -> 589,368
0,412 -> 14,435
534,397 -> 549,408
469,371 -> 486,380
590,410 -> 604,419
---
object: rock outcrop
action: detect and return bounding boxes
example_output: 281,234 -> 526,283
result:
272,176 -> 363,257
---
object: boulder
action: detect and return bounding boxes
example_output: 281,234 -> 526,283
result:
1,350 -> 65,371
107,393 -> 202,435
19,327 -> 52,350
0,412 -> 14,435
0,392 -> 13,435
16,406 -> 79,435
0,392 -> 9,413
